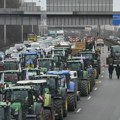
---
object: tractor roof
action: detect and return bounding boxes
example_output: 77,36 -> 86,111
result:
22,68 -> 39,71
17,79 -> 47,84
48,70 -> 70,75
36,74 -> 59,78
0,70 -> 20,73
5,86 -> 31,90
23,51 -> 37,55
38,58 -> 54,60
67,60 -> 82,63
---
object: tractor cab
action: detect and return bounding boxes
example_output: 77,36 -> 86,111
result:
38,58 -> 55,73
0,70 -> 21,88
3,86 -> 43,119
3,59 -> 21,72
21,51 -> 38,69
21,68 -> 40,80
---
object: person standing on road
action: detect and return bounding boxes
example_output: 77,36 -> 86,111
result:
115,64 -> 120,79
108,63 -> 114,79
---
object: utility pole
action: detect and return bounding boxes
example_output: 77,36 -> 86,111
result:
4,0 -> 6,45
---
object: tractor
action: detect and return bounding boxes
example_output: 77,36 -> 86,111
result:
17,79 -> 55,120
35,74 -> 67,120
21,51 -> 38,69
3,86 -> 44,120
78,50 -> 101,79
106,45 -> 120,66
0,70 -> 22,90
67,59 -> 91,96
3,59 -> 21,72
21,68 -> 40,80
48,70 -> 78,111
38,58 -> 55,73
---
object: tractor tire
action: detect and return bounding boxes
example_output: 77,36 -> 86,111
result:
68,93 -> 76,111
44,109 -> 52,120
90,80 -> 93,92
77,91 -> 80,101
80,80 -> 89,96
53,100 -> 63,120
88,81 -> 90,94
63,97 -> 68,117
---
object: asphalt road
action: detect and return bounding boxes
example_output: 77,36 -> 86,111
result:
65,45 -> 120,120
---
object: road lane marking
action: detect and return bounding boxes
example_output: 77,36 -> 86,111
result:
88,96 -> 91,100
96,80 -> 102,84
77,108 -> 82,113
99,81 -> 102,83
101,75 -> 104,78
102,71 -> 105,73
94,87 -> 98,91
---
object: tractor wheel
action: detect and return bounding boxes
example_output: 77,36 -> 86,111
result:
53,100 -> 63,120
90,79 -> 93,92
93,68 -> 97,79
80,80 -> 89,96
77,91 -> 80,101
63,97 -> 68,117
95,68 -> 99,79
68,93 -> 76,111
44,109 -> 52,120
88,80 -> 90,94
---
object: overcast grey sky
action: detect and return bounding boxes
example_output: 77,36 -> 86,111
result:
24,0 -> 120,11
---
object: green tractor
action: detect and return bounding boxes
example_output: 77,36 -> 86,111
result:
48,70 -> 78,111
35,74 -> 67,120
0,102 -> 11,120
78,50 -> 101,79
21,68 -> 40,80
67,59 -> 91,96
3,59 -> 21,72
0,70 -> 22,91
3,86 -> 44,120
106,45 -> 120,66
38,58 -> 55,73
17,79 -> 55,120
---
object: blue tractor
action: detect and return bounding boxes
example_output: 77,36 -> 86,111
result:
21,51 -> 38,69
48,70 -> 77,111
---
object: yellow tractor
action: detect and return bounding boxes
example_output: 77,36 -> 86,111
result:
27,33 -> 37,42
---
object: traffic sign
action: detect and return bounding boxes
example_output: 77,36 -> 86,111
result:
112,14 -> 120,25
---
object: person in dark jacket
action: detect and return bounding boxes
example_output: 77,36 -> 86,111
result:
108,64 -> 114,79
115,64 -> 120,79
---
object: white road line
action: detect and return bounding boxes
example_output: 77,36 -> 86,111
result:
101,75 -> 104,78
99,81 -> 102,83
94,87 -> 98,91
77,108 -> 82,113
102,71 -> 105,73
88,96 -> 92,100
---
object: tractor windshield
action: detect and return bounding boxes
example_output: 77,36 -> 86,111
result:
67,62 -> 82,71
39,60 -> 52,69
4,73 -> 18,83
4,61 -> 19,70
28,70 -> 37,80
54,50 -> 63,55
79,53 -> 93,60
24,54 -> 37,68
6,90 -> 28,102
